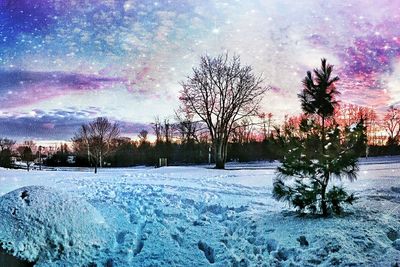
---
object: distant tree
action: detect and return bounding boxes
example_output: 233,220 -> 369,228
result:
174,111 -> 206,164
163,118 -> 174,144
60,143 -> 70,154
384,106 -> 400,146
258,112 -> 273,141
0,149 -> 12,168
23,140 -> 36,150
175,111 -> 199,144
231,118 -> 254,144
0,138 -> 15,151
0,138 -> 15,168
279,115 -> 305,140
111,138 -> 136,167
180,53 -> 267,169
71,137 -> 88,163
138,130 -> 149,144
137,137 -> 152,165
364,108 -> 379,146
17,146 -> 35,171
335,103 -> 377,147
152,117 -> 175,144
273,59 -> 361,217
72,117 -> 120,173
152,116 -> 163,143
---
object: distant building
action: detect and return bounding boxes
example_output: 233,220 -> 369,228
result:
66,155 -> 76,164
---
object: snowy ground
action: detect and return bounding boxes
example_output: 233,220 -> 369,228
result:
0,157 -> 400,266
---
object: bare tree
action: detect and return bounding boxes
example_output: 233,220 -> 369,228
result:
366,110 -> 379,146
384,106 -> 400,146
175,110 -> 199,144
153,117 -> 175,143
335,103 -> 378,146
152,116 -> 163,143
180,53 -> 267,169
73,117 -> 120,173
163,118 -> 174,143
231,118 -> 255,144
258,112 -> 273,141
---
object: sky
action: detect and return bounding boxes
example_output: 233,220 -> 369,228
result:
0,0 -> 400,143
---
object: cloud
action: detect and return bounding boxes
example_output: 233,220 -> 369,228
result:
342,35 -> 400,75
334,34 -> 400,111
0,69 -> 124,108
382,59 -> 400,106
0,113 -> 85,140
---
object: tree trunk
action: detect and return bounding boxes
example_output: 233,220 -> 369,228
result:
321,116 -> 326,154
321,176 -> 328,217
215,158 -> 225,169
214,140 -> 225,169
321,116 -> 328,217
27,163 -> 29,172
94,158 -> 98,174
222,138 -> 228,164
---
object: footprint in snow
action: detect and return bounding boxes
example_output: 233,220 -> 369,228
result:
198,241 -> 215,264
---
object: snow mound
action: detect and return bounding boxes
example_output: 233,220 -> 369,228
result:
0,186 -> 107,265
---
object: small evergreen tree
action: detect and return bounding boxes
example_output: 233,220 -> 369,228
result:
273,59 -> 363,216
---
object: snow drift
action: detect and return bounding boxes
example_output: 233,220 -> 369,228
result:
0,186 -> 108,266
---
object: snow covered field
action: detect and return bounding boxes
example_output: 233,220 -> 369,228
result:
0,157 -> 400,266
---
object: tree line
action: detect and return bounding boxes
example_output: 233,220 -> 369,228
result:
69,53 -> 400,172
2,53 -> 400,175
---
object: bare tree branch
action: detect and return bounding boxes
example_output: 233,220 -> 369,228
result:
179,52 -> 268,169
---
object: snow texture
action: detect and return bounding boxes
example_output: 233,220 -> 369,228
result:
0,157 -> 399,266
0,186 -> 109,266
